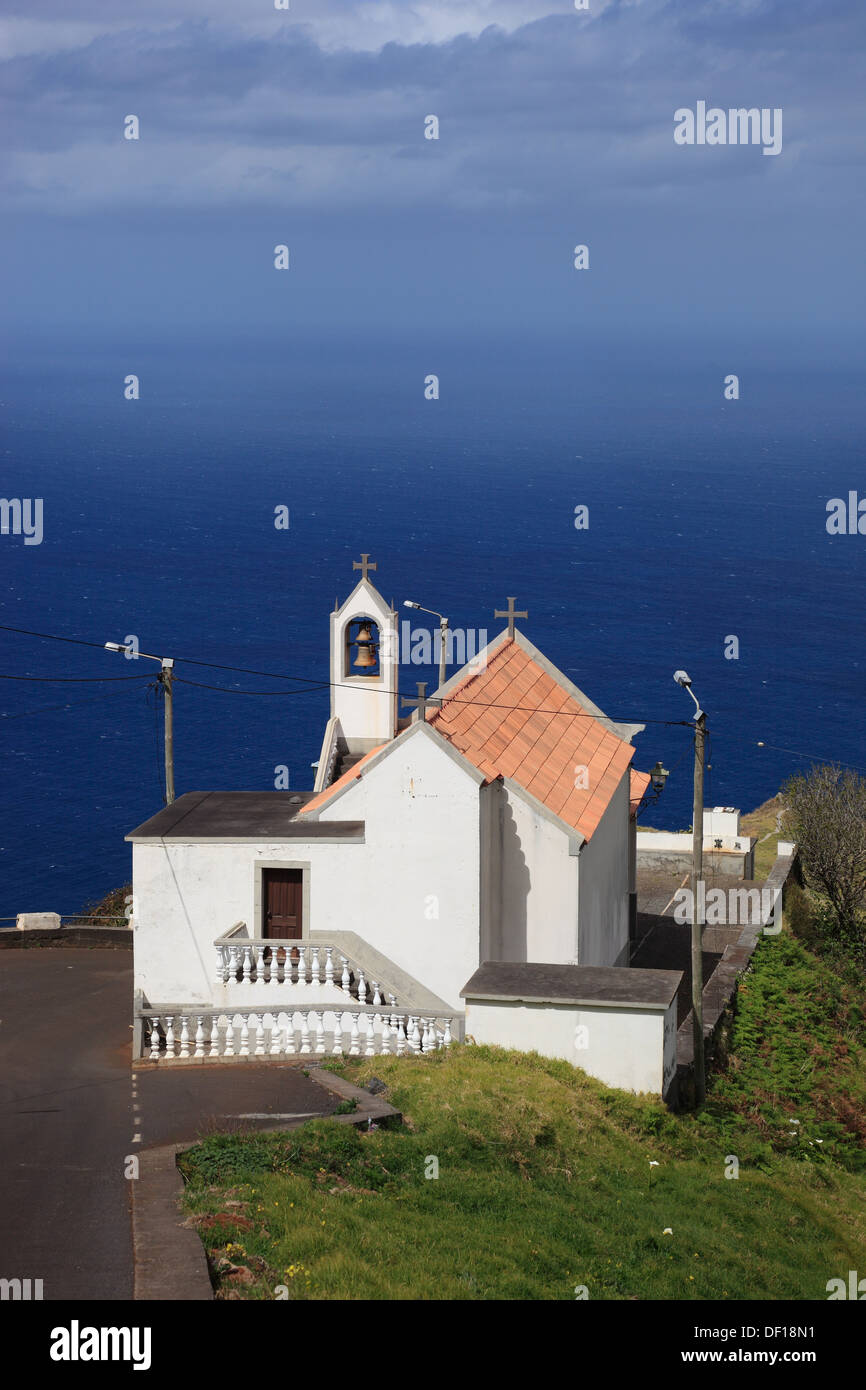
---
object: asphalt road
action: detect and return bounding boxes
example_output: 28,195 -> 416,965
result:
0,948 -> 337,1301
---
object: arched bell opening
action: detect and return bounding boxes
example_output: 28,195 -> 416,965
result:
344,616 -> 380,679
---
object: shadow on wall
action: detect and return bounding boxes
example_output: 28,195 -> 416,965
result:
500,797 -> 531,962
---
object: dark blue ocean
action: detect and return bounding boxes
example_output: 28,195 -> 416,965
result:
2,335 -> 864,920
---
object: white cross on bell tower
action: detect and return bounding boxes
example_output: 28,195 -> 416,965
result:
329,555 -> 398,747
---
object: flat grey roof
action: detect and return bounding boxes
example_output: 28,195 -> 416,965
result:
126,791 -> 364,842
461,961 -> 682,1010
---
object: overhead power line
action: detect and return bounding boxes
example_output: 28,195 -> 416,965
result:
0,621 -> 686,725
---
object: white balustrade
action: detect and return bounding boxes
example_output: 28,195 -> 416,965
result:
138,1009 -> 456,1063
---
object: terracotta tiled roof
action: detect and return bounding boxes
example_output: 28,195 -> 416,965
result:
300,745 -> 384,815
427,637 -> 637,841
630,768 -> 651,818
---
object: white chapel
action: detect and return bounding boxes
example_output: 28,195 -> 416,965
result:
127,558 -> 680,1097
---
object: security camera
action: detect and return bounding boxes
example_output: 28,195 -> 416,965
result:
673,670 -> 692,688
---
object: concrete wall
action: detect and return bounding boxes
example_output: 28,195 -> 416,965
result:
464,995 -> 676,1096
637,845 -> 754,879
577,772 -> 630,967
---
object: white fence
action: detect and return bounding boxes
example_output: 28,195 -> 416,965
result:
139,1006 -> 456,1062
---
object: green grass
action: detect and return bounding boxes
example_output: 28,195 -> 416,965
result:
740,794 -> 787,881
180,928 -> 866,1300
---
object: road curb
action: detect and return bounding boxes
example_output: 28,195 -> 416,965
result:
131,1065 -> 401,1300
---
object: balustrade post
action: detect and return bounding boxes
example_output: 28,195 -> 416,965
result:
314,1011 -> 326,1054
210,1016 -> 220,1058
164,1016 -> 176,1059
299,1012 -> 312,1054
270,1013 -> 283,1056
224,1017 -> 235,1057
331,1014 -> 343,1055
149,1017 -> 161,1061
270,949 -> 282,985
341,957 -> 351,993
194,1017 -> 205,1058
349,1013 -> 360,1056
325,949 -> 334,988
310,947 -> 321,986
242,946 -> 252,985
215,946 -> 226,985
239,1016 -> 250,1057
357,970 -> 367,1004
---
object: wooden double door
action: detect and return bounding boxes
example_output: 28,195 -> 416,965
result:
263,868 -> 303,939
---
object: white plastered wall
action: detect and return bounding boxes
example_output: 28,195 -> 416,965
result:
491,782 -> 579,964
316,727 -> 483,1010
131,837 -> 364,1007
576,770 -> 631,967
464,996 -> 676,1096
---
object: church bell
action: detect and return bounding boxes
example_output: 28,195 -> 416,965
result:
353,623 -> 378,669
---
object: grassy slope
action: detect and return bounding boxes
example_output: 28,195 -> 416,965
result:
740,794 -> 787,881
180,930 -> 866,1300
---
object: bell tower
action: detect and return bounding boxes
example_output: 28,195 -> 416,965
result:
330,554 -> 398,749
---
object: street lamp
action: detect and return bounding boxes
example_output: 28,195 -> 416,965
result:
674,669 -> 707,1105
403,600 -> 450,693
106,642 -> 176,805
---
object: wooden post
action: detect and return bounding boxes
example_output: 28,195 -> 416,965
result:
691,711 -> 707,1104
161,661 -> 175,805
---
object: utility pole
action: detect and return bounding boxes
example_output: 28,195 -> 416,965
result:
690,709 -> 707,1104
159,659 -> 175,805
403,600 -> 451,692
675,670 -> 706,1105
437,616 -> 449,693
105,642 -> 176,806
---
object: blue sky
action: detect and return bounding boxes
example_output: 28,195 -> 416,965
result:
1,0 -> 864,360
